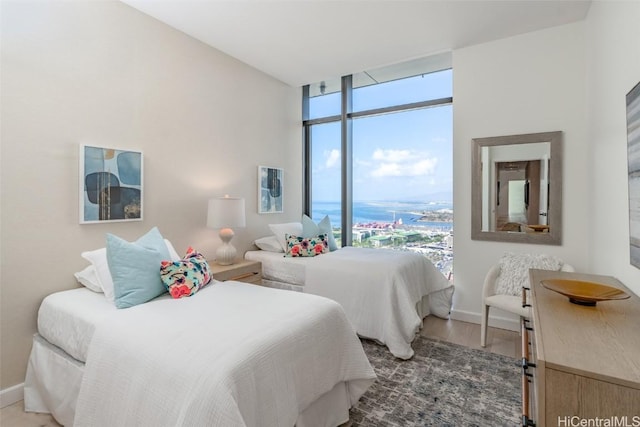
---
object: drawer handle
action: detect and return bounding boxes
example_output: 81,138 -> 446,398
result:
522,286 -> 532,308
520,319 -> 535,361
522,358 -> 536,370
520,305 -> 536,427
521,370 -> 536,426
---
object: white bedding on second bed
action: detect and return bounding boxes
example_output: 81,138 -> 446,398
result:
245,250 -> 308,286
245,247 -> 454,359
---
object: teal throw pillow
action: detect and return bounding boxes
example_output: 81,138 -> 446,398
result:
106,227 -> 170,309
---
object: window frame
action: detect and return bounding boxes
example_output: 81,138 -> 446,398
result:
303,68 -> 453,247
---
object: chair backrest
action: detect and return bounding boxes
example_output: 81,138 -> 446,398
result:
492,253 -> 568,297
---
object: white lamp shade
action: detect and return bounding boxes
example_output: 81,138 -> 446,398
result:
207,196 -> 246,229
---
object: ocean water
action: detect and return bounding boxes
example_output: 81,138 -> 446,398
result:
312,201 -> 453,231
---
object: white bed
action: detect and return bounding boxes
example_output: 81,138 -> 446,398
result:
245,247 -> 455,360
24,282 -> 376,426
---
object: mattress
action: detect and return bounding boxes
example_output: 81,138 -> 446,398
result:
37,287 -> 121,362
244,250 -> 309,286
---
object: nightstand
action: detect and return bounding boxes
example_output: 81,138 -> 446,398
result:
209,260 -> 262,285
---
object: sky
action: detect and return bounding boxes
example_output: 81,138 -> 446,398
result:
309,69 -> 453,203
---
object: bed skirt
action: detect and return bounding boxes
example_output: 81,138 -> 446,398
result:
24,334 -> 353,427
24,334 -> 83,426
262,278 -> 454,320
262,278 -> 305,293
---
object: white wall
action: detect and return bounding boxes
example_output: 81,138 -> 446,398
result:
0,1 -> 301,391
585,1 -> 640,294
452,22 -> 590,328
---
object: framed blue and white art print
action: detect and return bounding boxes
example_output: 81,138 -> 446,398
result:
79,145 -> 143,224
258,165 -> 283,214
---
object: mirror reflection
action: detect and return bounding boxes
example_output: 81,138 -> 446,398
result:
482,142 -> 550,232
472,131 -> 562,245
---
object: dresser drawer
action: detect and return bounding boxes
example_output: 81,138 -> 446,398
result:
209,260 -> 262,285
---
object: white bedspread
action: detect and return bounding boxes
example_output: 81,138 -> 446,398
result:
305,247 -> 453,359
74,281 -> 375,427
37,288 -> 116,362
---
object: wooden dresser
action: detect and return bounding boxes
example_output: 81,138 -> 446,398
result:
523,269 -> 640,427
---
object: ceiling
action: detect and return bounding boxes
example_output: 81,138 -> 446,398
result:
120,0 -> 591,88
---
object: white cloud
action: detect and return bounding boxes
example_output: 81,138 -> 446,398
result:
372,149 -> 411,162
371,162 -> 402,177
369,148 -> 438,178
325,149 -> 340,168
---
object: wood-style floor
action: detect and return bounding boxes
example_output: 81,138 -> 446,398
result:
0,317 -> 519,427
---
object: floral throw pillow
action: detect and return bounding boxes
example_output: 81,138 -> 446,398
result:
285,234 -> 328,257
160,247 -> 212,299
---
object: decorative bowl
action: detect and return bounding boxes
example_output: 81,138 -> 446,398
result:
540,279 -> 630,306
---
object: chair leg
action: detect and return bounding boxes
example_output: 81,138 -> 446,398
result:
481,304 -> 489,347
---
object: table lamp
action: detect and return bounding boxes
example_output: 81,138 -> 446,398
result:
207,195 -> 246,265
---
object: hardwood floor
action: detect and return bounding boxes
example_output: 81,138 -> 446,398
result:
0,318 -> 519,426
421,315 -> 520,358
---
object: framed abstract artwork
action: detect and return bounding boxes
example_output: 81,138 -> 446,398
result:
79,145 -> 143,224
627,80 -> 640,267
258,165 -> 283,213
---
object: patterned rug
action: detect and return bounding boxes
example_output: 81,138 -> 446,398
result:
348,337 -> 521,426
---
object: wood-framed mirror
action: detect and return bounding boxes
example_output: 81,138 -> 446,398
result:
471,131 -> 562,245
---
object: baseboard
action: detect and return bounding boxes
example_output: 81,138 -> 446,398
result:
0,383 -> 24,408
450,308 -> 520,332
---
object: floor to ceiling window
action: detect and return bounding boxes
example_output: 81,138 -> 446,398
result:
303,54 -> 453,279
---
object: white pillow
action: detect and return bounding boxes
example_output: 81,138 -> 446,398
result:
268,222 -> 303,252
81,247 -> 114,301
301,214 -> 338,251
254,235 -> 283,252
81,238 -> 181,302
164,239 -> 181,261
73,265 -> 103,293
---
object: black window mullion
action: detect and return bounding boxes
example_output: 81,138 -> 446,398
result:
302,85 -> 311,216
341,75 -> 353,247
303,124 -> 311,216
348,96 -> 452,119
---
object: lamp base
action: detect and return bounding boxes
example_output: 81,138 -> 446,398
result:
216,228 -> 237,265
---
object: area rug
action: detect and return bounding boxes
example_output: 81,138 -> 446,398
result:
348,337 -> 521,426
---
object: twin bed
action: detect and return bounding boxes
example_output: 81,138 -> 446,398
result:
245,246 -> 454,359
25,281 -> 375,426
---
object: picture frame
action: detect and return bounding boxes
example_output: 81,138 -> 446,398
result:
627,80 -> 640,268
258,165 -> 283,213
79,144 -> 143,224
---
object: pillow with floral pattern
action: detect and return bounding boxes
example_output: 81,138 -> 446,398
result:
285,234 -> 328,257
160,247 -> 211,298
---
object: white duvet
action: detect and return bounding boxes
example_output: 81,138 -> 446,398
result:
74,281 -> 375,427
305,247 -> 453,359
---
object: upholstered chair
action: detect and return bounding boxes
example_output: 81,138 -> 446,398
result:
481,253 -> 575,347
